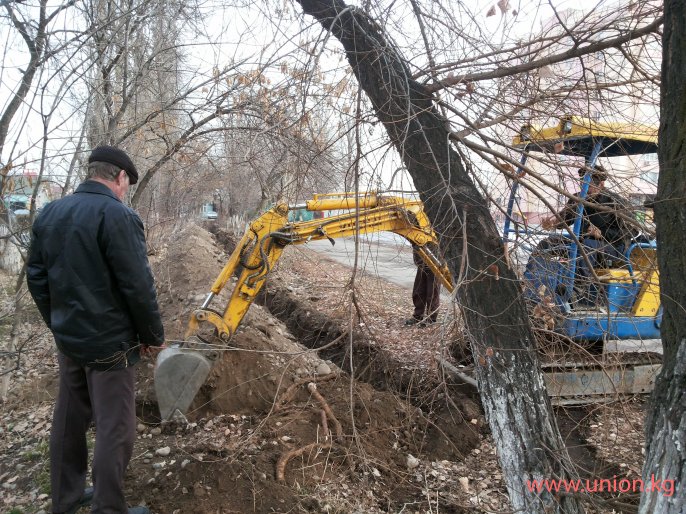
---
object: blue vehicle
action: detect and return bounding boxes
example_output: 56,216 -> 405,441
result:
503,116 -> 660,342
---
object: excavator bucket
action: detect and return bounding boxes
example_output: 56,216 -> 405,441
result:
154,337 -> 219,421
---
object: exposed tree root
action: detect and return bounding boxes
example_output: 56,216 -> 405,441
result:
274,373 -> 338,411
275,380 -> 345,482
320,409 -> 329,441
307,382 -> 343,443
276,442 -> 333,482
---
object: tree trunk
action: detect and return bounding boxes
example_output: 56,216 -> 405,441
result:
294,1 -> 584,512
640,2 -> 686,512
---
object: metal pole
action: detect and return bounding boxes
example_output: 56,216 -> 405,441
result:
563,141 -> 603,302
502,152 -> 529,241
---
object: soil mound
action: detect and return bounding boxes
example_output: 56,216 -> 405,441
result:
149,223 -> 229,340
134,222 -> 482,512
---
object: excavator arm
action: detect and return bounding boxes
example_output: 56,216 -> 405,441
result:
187,193 -> 453,342
155,193 -> 453,420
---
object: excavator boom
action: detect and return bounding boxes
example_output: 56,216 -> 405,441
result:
155,193 -> 453,420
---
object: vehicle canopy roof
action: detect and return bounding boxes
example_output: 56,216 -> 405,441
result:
512,116 -> 658,157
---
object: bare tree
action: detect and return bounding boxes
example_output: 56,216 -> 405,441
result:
640,2 -> 686,512
294,1 -> 585,512
0,0 -> 76,178
1,0 -> 57,155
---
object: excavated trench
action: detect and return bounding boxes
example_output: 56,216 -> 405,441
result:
211,227 -> 483,458
262,284 -> 419,392
215,226 -> 476,401
208,227 -> 627,484
260,284 -> 628,480
260,286 -> 488,459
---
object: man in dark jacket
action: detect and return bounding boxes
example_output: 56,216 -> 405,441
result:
542,165 -> 637,268
27,146 -> 164,514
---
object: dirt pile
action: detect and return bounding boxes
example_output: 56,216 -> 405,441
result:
131,222 -> 486,512
144,223 -> 337,416
149,223 -> 230,341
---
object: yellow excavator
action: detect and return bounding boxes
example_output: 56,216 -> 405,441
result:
155,188 -> 662,421
154,192 -> 454,420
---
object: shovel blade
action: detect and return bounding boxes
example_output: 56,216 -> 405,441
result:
154,345 -> 213,421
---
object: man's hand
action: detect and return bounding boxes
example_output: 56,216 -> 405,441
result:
140,343 -> 167,358
585,223 -> 602,239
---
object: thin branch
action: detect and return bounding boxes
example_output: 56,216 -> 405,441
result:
425,15 -> 663,93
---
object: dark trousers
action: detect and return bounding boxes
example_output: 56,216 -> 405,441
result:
51,353 -> 136,513
412,263 -> 440,321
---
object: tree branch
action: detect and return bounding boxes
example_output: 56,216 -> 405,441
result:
425,15 -> 663,93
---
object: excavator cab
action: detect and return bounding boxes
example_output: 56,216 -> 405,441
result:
503,116 -> 661,341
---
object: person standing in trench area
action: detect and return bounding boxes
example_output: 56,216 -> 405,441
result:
27,146 -> 165,514
405,245 -> 440,327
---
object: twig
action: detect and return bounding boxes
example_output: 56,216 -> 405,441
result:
558,491 -> 639,513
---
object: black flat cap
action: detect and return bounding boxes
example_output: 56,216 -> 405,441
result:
89,146 -> 138,184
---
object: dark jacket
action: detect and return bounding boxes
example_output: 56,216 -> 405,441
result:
27,180 -> 164,370
561,189 -> 638,248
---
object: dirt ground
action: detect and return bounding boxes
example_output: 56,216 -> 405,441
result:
0,222 -> 651,513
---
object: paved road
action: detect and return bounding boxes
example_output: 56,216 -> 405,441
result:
306,234 -> 418,290
305,235 -> 663,355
